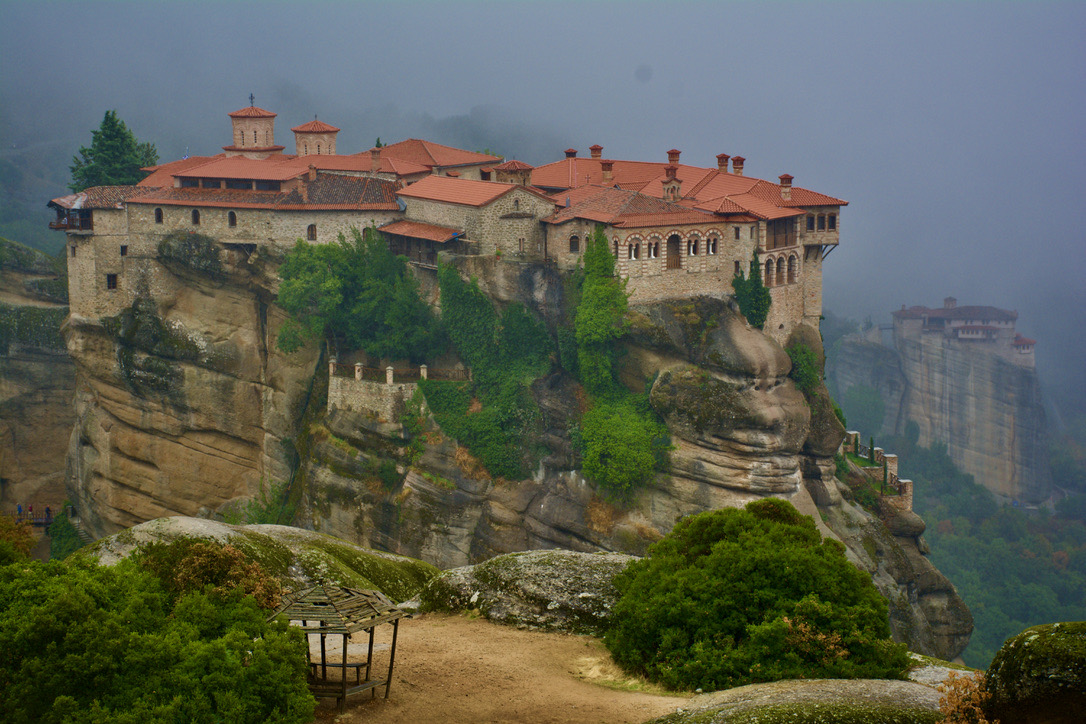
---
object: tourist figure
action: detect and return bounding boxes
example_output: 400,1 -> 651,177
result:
45,506 -> 52,522
16,503 -> 21,518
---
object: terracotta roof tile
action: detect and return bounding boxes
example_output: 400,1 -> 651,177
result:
544,187 -> 714,228
379,220 -> 461,243
139,155 -> 225,187
49,186 -> 155,210
398,175 -> 550,207
229,106 -> 276,118
291,119 -> 340,133
494,159 -> 533,171
173,157 -> 307,182
129,174 -> 399,212
1013,334 -> 1036,346
892,304 -> 1018,322
379,139 -> 501,169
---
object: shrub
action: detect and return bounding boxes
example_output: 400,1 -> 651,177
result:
604,499 -> 908,691
47,508 -> 84,560
580,399 -> 669,499
0,557 -> 313,723
731,250 -> 771,329
787,342 -> 821,396
136,538 -> 283,609
0,515 -> 34,564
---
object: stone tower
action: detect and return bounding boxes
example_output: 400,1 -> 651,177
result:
292,118 -> 340,156
493,159 -> 533,186
223,102 -> 285,159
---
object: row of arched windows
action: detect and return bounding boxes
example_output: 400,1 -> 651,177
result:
763,254 -> 800,287
152,207 -> 318,240
611,232 -> 723,268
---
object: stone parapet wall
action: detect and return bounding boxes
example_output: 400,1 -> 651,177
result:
327,375 -> 417,423
840,431 -> 913,512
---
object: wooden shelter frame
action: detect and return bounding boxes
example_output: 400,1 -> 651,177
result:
268,584 -> 404,711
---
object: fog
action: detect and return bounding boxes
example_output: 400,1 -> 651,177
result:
2,1 -> 1083,418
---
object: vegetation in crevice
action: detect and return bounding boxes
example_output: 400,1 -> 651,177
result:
0,302 -> 67,354
101,295 -> 200,399
420,262 -> 551,480
573,226 -> 670,500
730,249 -> 771,329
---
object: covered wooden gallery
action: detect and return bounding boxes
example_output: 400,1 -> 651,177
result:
268,584 -> 405,711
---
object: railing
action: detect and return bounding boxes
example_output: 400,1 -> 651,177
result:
329,360 -> 470,384
49,215 -> 93,231
845,432 -> 908,498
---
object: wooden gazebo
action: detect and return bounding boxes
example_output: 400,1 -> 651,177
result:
268,584 -> 405,711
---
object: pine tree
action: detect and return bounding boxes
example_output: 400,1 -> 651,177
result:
69,110 -> 158,192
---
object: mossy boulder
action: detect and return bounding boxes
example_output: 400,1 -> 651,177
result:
648,678 -> 941,723
76,516 -> 439,603
420,549 -> 635,635
985,621 -> 1086,724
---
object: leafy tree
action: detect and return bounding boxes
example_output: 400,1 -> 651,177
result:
731,250 -> 771,329
276,226 -> 445,362
0,553 -> 313,723
605,498 -> 908,691
0,515 -> 34,564
580,399 -> 669,498
69,110 -> 158,192
47,508 -> 84,561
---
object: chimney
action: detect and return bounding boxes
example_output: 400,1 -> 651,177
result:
601,160 -> 614,183
732,156 -> 745,176
308,164 -> 317,182
370,147 -> 381,174
663,165 -> 682,202
944,297 -> 957,309
667,148 -> 681,165
716,153 -> 730,171
589,144 -> 603,159
778,174 -> 793,201
565,148 -> 577,159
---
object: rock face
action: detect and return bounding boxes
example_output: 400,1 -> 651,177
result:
0,241 -> 74,514
64,246 -> 320,538
985,621 -> 1086,724
829,331 -> 1051,503
58,239 -> 972,659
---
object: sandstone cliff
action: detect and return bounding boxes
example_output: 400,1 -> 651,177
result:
828,332 -> 1051,503
0,238 -> 74,514
63,244 -> 320,538
58,242 -> 972,659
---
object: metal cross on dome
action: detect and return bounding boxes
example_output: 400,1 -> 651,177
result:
249,93 -> 255,106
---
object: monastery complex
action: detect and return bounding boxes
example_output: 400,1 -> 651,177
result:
893,297 -> 1036,368
50,104 -> 847,341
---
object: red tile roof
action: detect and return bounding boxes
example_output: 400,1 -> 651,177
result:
531,154 -> 847,219
49,186 -> 155,210
291,119 -> 340,133
892,304 -> 1018,322
1013,334 -> 1036,346
544,186 -> 715,228
128,174 -> 400,212
494,159 -> 533,171
139,155 -> 224,187
173,156 -> 307,182
229,106 -> 276,118
398,175 -> 550,207
380,220 -> 461,243
378,139 -> 501,169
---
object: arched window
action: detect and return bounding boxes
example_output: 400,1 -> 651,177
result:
776,257 -> 785,286
154,208 -> 163,224
707,236 -> 718,254
817,214 -> 826,230
228,211 -> 237,228
765,258 -> 775,286
666,234 -> 681,269
307,224 -> 317,241
788,255 -> 798,284
569,235 -> 580,253
687,238 -> 699,256
514,199 -> 520,211
734,260 -> 741,275
191,209 -> 200,225
734,226 -> 740,240
647,241 -> 659,259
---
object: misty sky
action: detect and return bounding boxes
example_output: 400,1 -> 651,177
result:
2,0 -> 1084,417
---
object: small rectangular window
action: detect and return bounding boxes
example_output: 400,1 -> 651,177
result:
806,216 -> 815,231
828,214 -> 837,230
106,274 -> 118,290
120,245 -> 128,257
180,178 -> 199,188
733,227 -> 740,240
817,215 -> 826,230
70,246 -> 76,258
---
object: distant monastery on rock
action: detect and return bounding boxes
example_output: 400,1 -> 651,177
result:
50,104 -> 847,341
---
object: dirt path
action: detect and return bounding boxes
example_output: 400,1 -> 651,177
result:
312,613 -> 689,724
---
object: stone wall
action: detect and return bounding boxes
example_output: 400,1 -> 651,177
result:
327,374 -> 417,424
